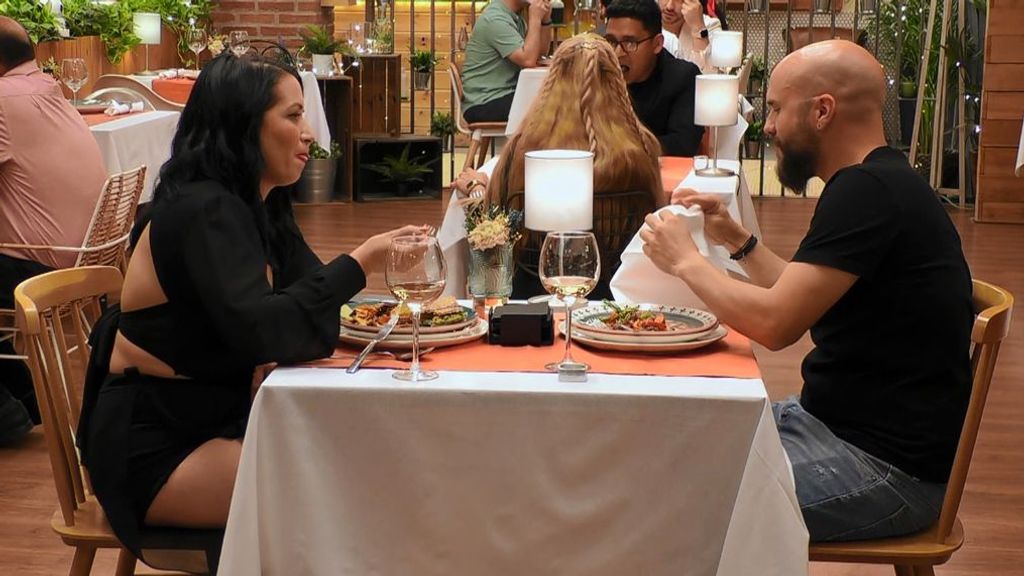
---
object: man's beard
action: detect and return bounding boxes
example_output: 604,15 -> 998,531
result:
773,132 -> 819,194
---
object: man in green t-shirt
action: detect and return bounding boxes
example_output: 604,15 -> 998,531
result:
462,0 -> 553,123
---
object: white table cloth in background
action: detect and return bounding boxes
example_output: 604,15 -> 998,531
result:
130,71 -> 331,148
1016,118 -> 1023,177
505,68 -> 549,136
219,368 -> 807,576
89,111 -> 179,203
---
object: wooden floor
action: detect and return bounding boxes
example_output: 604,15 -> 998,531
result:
1,196 -> 1021,575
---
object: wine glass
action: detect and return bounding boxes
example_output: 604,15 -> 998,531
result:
538,231 -> 600,372
385,235 -> 447,382
187,28 -> 208,70
61,58 -> 88,105
229,30 -> 250,57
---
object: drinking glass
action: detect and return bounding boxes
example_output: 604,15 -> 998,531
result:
187,28 -> 208,70
385,235 -> 447,382
538,231 -> 600,372
61,58 -> 88,105
229,30 -> 250,57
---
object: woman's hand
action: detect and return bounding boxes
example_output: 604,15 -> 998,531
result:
453,169 -> 489,200
671,189 -> 750,252
350,225 -> 433,274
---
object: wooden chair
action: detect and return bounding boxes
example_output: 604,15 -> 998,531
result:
15,266 -> 222,575
809,279 -> 1014,576
505,190 -> 657,299
0,166 -> 146,362
448,64 -> 508,171
91,75 -> 185,112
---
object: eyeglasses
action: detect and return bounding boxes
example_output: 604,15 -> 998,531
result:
603,35 -> 655,54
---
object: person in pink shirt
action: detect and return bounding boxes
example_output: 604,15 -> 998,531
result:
0,16 -> 108,444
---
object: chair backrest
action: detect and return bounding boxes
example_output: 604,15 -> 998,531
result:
75,166 -> 146,272
505,190 -> 658,293
448,64 -> 473,136
934,279 -> 1013,541
14,266 -> 124,528
735,57 -> 752,95
92,75 -> 185,111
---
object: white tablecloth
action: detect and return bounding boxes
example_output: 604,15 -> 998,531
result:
89,111 -> 178,203
505,68 -> 549,136
219,368 -> 807,575
130,71 -> 331,148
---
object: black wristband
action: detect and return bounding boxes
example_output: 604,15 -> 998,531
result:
729,234 -> 758,261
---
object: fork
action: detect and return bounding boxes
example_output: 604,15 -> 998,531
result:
332,347 -> 437,362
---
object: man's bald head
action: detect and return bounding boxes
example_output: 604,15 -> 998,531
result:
0,16 -> 35,75
772,40 -> 886,120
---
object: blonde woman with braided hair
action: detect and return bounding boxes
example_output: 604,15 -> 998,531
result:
485,33 -> 664,208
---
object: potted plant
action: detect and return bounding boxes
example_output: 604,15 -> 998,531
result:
744,120 -> 763,159
430,111 -> 455,152
411,49 -> 438,91
295,141 -> 343,203
748,56 -> 766,95
300,24 -> 341,75
362,144 -> 438,197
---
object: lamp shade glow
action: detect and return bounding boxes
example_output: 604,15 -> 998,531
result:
695,74 -> 739,127
133,12 -> 162,45
524,150 -> 594,231
709,30 -> 743,69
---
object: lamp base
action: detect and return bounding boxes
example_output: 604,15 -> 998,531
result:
136,69 -> 159,76
695,166 -> 736,177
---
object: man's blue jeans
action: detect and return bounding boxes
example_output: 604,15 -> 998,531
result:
773,397 -> 947,542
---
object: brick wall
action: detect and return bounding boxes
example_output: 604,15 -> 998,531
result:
212,0 -> 334,50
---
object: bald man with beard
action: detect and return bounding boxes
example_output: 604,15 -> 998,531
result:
641,41 -> 973,542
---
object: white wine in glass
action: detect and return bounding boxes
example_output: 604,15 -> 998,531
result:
538,231 -> 600,372
386,235 -> 447,382
61,58 -> 88,105
187,29 -> 208,70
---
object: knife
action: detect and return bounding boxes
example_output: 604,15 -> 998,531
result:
346,313 -> 400,374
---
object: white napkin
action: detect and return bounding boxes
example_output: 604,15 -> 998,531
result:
610,165 -> 745,308
157,68 -> 200,80
104,100 -> 144,116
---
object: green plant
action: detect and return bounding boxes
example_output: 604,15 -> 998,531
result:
309,141 -> 343,160
410,49 -> 438,73
0,0 -> 62,43
299,24 -> 341,55
749,56 -> 766,82
371,16 -> 393,53
430,111 -> 455,138
745,120 -> 763,142
38,56 -> 60,79
362,144 -> 437,184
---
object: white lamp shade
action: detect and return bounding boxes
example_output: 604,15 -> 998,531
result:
695,74 -> 740,127
709,30 -> 743,69
524,150 -> 594,232
133,12 -> 162,45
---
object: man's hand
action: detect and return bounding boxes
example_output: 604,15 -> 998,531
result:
639,210 -> 704,278
528,0 -> 551,24
671,189 -> 750,252
680,0 -> 704,32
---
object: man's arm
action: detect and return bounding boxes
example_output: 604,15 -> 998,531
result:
507,0 -> 552,68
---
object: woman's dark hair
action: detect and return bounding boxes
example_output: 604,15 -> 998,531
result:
147,53 -> 303,273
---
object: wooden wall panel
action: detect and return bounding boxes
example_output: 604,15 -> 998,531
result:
977,0 -> 1024,223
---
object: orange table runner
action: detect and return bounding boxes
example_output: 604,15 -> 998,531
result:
308,325 -> 759,379
660,156 -> 694,196
152,77 -> 195,104
81,111 -> 154,127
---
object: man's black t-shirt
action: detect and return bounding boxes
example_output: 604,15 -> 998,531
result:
792,146 -> 973,483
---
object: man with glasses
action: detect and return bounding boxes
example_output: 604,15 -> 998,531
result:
605,0 -> 703,156
461,0 -> 553,123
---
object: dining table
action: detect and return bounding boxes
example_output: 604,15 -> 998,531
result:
218,310 -> 808,575
85,110 -> 180,203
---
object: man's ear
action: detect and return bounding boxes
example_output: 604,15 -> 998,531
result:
813,93 -> 837,130
653,32 -> 664,53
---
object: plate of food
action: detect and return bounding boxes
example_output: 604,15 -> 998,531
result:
571,302 -> 719,343
339,317 -> 488,351
561,323 -> 729,353
341,296 -> 476,334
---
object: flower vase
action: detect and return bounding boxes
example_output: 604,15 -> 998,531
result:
468,244 -> 515,304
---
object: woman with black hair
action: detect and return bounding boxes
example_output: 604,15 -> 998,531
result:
80,53 -> 426,558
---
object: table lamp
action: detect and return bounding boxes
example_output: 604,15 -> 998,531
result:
708,30 -> 743,72
133,12 -> 161,76
694,75 -> 740,177
524,150 -> 593,231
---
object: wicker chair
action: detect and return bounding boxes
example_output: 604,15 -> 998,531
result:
504,190 -> 657,299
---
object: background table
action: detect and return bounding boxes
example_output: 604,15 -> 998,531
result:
505,68 -> 549,136
88,111 -> 179,203
219,367 -> 808,576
